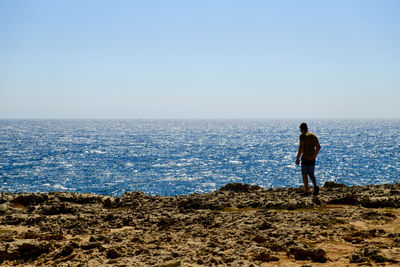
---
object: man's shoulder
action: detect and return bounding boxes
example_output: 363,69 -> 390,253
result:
306,132 -> 317,137
306,132 -> 318,142
300,132 -> 318,142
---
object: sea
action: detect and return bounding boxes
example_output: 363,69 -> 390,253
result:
1,120 -> 399,196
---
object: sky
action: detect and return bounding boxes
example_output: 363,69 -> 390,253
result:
0,0 -> 399,119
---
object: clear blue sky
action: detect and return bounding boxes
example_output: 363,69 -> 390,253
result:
1,0 -> 399,119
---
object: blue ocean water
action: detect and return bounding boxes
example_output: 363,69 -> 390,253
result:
0,120 -> 399,196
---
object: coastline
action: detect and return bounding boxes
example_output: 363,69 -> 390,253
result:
1,182 -> 400,266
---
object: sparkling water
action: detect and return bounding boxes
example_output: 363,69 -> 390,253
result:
1,120 -> 399,196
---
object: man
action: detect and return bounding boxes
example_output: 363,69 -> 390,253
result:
296,123 -> 321,196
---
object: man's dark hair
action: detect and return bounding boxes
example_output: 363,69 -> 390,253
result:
300,123 -> 308,132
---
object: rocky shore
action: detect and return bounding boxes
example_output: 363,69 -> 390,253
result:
1,182 -> 400,266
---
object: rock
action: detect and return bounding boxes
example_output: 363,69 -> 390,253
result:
118,191 -> 147,207
219,183 -> 261,193
361,197 -> 400,208
268,241 -> 286,252
12,193 -> 49,207
106,248 -> 121,259
178,198 -> 203,210
363,247 -> 387,263
290,247 -> 327,262
53,244 -> 74,260
393,237 -> 400,247
157,217 -> 178,229
0,203 -> 9,215
257,221 -> 272,230
159,261 -> 181,267
53,192 -> 102,204
368,228 -> 386,237
327,194 -> 358,205
103,197 -> 115,208
0,247 -> 18,262
253,251 -> 279,262
2,215 -> 24,225
361,211 -> 396,221
390,189 -> 400,195
349,246 -> 391,263
252,234 -> 267,244
324,181 -> 347,189
59,244 -> 74,257
310,248 -> 328,262
0,194 -> 7,205
81,242 -> 102,250
17,242 -> 51,260
350,252 -> 367,263
40,203 -> 75,215
343,231 -> 366,244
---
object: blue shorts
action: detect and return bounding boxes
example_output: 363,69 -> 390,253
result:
301,164 -> 315,176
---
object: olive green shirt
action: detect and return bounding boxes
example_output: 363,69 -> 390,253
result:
300,132 -> 318,160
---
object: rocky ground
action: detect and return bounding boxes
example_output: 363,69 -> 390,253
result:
1,182 -> 400,266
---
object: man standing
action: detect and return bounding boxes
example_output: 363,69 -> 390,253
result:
296,123 -> 321,195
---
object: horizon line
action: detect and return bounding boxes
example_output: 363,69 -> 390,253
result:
1,117 -> 399,121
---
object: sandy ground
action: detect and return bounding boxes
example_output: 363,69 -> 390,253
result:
1,182 -> 400,266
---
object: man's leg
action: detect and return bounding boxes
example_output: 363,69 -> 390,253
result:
309,174 -> 317,187
302,174 -> 309,193
309,172 -> 319,195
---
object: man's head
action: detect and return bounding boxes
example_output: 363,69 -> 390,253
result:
299,123 -> 308,134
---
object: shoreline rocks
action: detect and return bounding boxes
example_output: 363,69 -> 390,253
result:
1,182 -> 400,266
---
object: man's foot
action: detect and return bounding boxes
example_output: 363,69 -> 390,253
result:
313,186 -> 319,196
301,191 -> 311,197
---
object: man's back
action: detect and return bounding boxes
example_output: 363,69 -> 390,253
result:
300,132 -> 318,160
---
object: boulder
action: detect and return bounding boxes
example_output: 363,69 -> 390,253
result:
289,247 -> 327,262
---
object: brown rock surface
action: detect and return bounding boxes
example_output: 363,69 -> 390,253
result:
1,182 -> 400,266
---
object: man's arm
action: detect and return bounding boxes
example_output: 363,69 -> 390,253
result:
296,141 -> 304,165
313,138 -> 321,160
